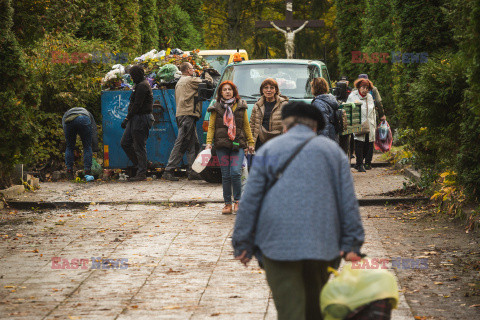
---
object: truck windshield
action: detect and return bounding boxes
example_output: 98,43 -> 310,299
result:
220,63 -> 319,101
202,55 -> 230,74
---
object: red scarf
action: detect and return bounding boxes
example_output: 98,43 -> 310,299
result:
221,97 -> 236,140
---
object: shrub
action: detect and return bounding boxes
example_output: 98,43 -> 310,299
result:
0,91 -> 36,188
20,33 -> 113,170
405,51 -> 467,171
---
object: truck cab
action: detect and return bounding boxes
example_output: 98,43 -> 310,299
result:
196,49 -> 249,74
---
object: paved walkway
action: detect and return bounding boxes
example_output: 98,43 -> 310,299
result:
0,167 -> 413,319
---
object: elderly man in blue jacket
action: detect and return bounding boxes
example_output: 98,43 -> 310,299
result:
232,101 -> 364,320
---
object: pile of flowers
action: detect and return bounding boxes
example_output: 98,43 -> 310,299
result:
101,48 -> 211,90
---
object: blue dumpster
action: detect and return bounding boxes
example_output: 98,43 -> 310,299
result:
101,89 -> 209,169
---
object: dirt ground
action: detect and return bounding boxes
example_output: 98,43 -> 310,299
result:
361,183 -> 480,319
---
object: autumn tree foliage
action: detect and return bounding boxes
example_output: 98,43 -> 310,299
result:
139,0 -> 159,52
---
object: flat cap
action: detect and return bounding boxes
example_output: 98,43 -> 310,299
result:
281,101 -> 325,131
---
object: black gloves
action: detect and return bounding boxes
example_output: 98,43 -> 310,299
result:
121,118 -> 128,129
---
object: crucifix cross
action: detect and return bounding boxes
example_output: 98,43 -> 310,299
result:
255,0 -> 325,59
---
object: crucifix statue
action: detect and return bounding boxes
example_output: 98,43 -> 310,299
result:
270,21 -> 308,59
255,1 -> 324,59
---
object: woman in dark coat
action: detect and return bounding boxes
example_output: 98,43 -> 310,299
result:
311,77 -> 339,142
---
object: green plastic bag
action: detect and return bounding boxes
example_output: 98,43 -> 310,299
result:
157,64 -> 179,82
321,262 -> 399,320
91,158 -> 103,177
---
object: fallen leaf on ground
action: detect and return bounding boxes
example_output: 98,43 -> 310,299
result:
163,306 -> 181,310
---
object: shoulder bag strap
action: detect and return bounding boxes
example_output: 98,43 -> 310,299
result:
267,135 -> 317,191
364,95 -> 369,120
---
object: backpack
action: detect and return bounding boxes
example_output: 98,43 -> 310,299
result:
330,103 -> 348,134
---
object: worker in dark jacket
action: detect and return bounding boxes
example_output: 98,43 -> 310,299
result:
120,65 -> 154,181
62,107 -> 99,180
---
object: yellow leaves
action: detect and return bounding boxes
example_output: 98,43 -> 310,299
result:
430,191 -> 442,201
440,171 -> 451,178
430,169 -> 465,216
162,305 -> 181,310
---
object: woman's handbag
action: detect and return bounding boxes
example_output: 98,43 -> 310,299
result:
357,96 -> 370,135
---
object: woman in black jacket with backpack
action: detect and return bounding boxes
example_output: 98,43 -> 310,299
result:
311,77 -> 339,142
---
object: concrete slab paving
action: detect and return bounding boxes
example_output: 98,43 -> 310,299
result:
0,166 -> 414,319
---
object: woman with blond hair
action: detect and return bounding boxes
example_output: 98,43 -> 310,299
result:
311,77 -> 339,141
249,78 -> 289,150
206,81 -> 254,214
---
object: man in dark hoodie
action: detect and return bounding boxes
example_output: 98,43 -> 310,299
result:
120,65 -> 154,181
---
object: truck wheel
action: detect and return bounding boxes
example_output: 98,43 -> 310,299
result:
200,166 -> 222,183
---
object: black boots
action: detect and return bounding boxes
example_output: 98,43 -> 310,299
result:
355,164 -> 366,172
187,171 -> 202,180
163,170 -> 179,181
67,169 -> 75,180
129,174 -> 147,182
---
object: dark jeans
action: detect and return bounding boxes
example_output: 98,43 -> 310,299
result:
165,116 -> 199,172
63,115 -> 92,171
355,134 -> 373,166
215,148 -> 244,204
263,256 -> 340,320
121,114 -> 154,176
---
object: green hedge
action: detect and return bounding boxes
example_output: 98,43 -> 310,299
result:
336,0 -> 366,80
